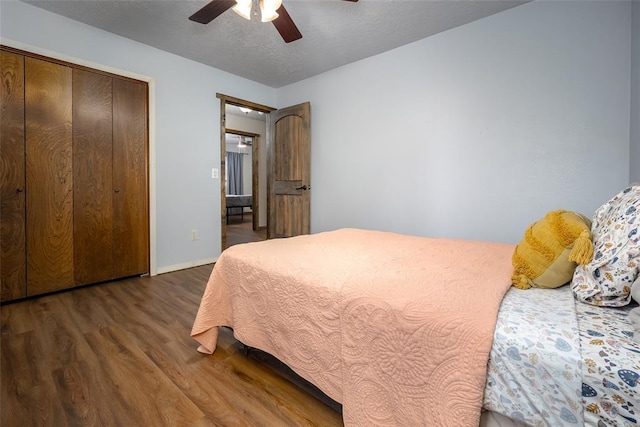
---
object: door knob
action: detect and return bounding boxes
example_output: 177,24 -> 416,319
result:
114,188 -> 120,193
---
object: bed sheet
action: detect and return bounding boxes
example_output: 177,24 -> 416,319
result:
577,302 -> 639,426
483,286 -> 583,426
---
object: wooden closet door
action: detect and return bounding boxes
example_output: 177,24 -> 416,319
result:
25,57 -> 74,295
73,69 -> 114,285
1,51 -> 27,301
112,79 -> 148,277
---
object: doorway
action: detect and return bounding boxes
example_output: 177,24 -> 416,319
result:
224,130 -> 265,248
217,94 -> 274,250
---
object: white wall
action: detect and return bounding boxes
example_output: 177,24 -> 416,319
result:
243,152 -> 252,196
631,1 -> 640,184
0,0 -> 276,273
278,1 -> 632,243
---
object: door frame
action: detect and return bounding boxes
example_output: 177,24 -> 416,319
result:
216,93 -> 275,250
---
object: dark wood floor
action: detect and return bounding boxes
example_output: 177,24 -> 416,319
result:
0,265 -> 343,426
225,214 -> 267,249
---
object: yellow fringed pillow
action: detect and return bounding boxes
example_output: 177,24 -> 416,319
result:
512,210 -> 594,290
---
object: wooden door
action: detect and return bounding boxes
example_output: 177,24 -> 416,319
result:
0,51 -> 26,301
25,57 -> 74,295
267,102 -> 311,238
112,78 -> 149,277
73,69 -> 114,285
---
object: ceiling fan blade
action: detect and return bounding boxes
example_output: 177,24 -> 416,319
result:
189,0 -> 236,24
343,0 -> 359,2
272,4 -> 302,43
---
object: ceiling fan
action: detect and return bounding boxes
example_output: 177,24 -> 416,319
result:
237,135 -> 252,147
189,0 -> 359,43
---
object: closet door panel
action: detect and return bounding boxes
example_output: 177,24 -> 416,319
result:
73,69 -> 114,285
25,58 -> 74,295
0,51 -> 26,301
112,79 -> 148,277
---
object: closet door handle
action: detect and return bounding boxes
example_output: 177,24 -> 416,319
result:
114,188 -> 120,193
16,188 -> 23,193
296,185 -> 309,191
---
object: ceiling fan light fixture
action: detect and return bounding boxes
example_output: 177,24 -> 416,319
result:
238,107 -> 252,114
232,0 -> 252,20
260,0 -> 282,22
260,9 -> 279,23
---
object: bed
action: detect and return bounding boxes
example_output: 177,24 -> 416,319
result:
226,194 -> 252,223
192,187 -> 639,427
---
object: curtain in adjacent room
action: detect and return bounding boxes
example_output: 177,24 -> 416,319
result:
227,151 -> 244,195
226,151 -> 244,214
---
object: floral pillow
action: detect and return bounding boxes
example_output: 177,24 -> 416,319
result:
572,185 -> 640,307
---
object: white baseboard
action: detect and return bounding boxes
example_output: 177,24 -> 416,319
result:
155,257 -> 217,275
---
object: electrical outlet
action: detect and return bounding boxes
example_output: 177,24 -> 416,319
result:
191,229 -> 198,241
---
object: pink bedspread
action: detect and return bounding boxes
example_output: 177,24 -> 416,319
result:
191,228 -> 515,426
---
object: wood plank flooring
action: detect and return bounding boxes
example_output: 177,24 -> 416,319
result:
225,215 -> 266,249
1,265 -> 343,426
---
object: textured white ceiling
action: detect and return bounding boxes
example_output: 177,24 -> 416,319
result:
24,0 -> 528,88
